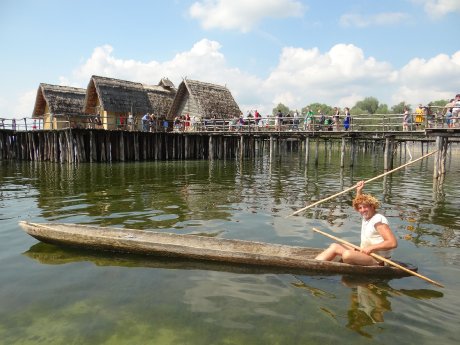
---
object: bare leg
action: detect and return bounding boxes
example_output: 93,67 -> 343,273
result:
342,250 -> 380,266
315,243 -> 347,261
316,243 -> 381,266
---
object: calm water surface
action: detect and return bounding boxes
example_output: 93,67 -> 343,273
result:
1,144 -> 459,344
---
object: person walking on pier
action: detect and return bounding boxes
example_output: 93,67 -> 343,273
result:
276,109 -> 283,131
127,113 -> 134,131
333,107 -> 340,131
315,181 -> 398,265
445,105 -> 453,128
254,110 -> 260,126
293,110 -> 299,130
343,107 -> 351,131
415,104 -> 424,129
402,107 -> 411,131
452,94 -> 460,127
304,107 -> 314,131
317,109 -> 325,130
142,113 -> 150,132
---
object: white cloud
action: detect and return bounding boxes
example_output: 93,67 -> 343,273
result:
0,89 -> 37,119
189,0 -> 305,32
4,89 -> 37,118
67,40 -> 262,101
392,51 -> 460,104
412,0 -> 460,18
63,39 -> 265,111
264,44 -> 395,109
7,40 -> 460,118
340,12 -> 408,28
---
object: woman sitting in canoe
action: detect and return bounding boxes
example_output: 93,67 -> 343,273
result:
315,181 -> 398,265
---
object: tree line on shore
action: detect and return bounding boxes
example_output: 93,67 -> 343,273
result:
272,96 -> 449,116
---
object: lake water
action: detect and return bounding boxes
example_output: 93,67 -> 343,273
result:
1,143 -> 459,344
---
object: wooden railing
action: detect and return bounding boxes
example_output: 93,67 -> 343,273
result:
0,111 -> 454,133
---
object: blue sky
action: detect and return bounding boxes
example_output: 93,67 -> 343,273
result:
1,0 -> 459,118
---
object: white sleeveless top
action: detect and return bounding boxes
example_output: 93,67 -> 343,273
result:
360,213 -> 393,258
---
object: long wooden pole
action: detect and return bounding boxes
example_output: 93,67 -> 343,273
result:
312,227 -> 444,288
287,150 -> 438,217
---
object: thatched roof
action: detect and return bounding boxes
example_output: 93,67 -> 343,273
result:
168,79 -> 241,119
143,82 -> 176,117
32,83 -> 86,117
159,77 -> 175,89
84,75 -> 176,115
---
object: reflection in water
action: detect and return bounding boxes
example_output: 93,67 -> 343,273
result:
342,276 -> 392,337
344,275 -> 442,338
3,147 -> 460,242
22,242 -> 316,276
2,146 -> 460,344
293,275 -> 443,339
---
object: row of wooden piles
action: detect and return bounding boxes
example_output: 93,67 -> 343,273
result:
0,129 -> 244,163
0,129 -> 450,180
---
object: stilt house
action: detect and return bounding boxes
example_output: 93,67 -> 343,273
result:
167,79 -> 241,120
32,84 -> 87,129
83,75 -> 176,130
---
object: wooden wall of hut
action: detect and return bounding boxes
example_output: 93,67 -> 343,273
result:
0,129 -> 243,163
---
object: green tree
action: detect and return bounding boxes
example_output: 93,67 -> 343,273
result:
350,106 -> 366,115
429,99 -> 449,107
376,104 -> 389,114
353,97 -> 380,114
391,102 -> 410,114
302,103 -> 333,115
272,103 -> 290,116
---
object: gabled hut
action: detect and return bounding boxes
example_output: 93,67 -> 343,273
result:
144,78 -> 176,118
32,83 -> 86,129
84,75 -> 176,130
167,79 -> 241,120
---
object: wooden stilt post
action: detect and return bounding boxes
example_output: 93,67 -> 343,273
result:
350,138 -> 355,167
433,136 -> 448,179
384,137 -> 390,171
314,137 -> 319,165
120,132 -> 125,162
208,135 -> 213,160
305,137 -> 310,164
433,136 -> 441,179
441,138 -> 448,175
269,135 -> 274,163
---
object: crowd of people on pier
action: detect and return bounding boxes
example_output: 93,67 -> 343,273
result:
3,93 -> 459,132
140,113 -> 169,132
444,93 -> 460,128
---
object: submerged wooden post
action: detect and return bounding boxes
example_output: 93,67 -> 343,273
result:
119,132 -> 125,162
340,137 -> 346,168
305,137 -> 310,164
314,137 -> 319,165
384,137 -> 390,171
208,135 -> 213,160
383,136 -> 395,171
269,136 -> 274,163
433,136 -> 449,179
350,138 -> 355,167
441,139 -> 448,175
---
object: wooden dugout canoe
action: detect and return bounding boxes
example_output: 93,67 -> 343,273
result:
19,221 -> 416,277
